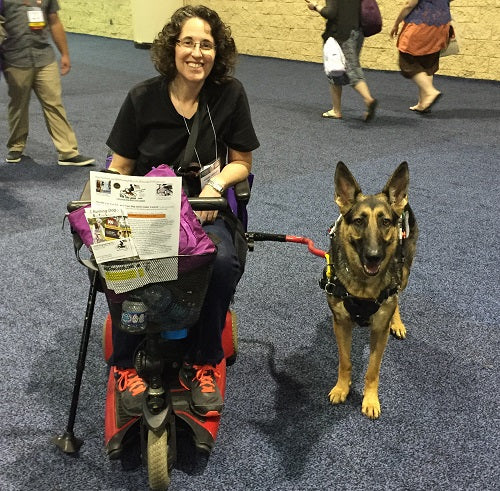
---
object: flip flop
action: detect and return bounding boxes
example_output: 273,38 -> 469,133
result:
364,99 -> 378,122
410,105 -> 431,114
322,110 -> 342,119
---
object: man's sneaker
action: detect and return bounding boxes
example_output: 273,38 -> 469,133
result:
6,151 -> 23,163
114,367 -> 147,418
58,154 -> 95,166
179,362 -> 223,417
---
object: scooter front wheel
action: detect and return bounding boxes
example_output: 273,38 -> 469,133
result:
147,428 -> 170,490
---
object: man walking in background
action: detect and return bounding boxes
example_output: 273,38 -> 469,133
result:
2,0 -> 94,166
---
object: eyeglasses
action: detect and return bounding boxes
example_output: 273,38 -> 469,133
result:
176,38 -> 215,52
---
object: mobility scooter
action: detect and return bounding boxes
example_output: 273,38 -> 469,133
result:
53,166 -> 248,490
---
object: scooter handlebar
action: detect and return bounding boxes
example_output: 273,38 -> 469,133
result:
67,197 -> 229,213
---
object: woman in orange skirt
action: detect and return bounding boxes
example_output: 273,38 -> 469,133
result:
391,0 -> 453,113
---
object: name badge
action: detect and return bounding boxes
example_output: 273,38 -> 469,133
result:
199,158 -> 221,189
27,8 -> 46,30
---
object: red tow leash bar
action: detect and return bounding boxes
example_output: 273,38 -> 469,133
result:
245,232 -> 327,258
283,235 -> 327,258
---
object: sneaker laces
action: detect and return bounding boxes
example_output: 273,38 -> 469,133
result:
192,365 -> 221,394
115,368 -> 146,396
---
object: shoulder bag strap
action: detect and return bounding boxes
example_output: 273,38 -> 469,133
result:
177,90 -> 206,173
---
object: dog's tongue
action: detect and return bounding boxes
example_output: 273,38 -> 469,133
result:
364,262 -> 380,275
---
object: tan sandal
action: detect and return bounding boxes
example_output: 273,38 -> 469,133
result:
322,110 -> 342,119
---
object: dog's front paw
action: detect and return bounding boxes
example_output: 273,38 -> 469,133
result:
361,394 -> 381,419
328,384 -> 350,405
389,320 -> 407,339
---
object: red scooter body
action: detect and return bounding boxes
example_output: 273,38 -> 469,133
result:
103,310 -> 237,460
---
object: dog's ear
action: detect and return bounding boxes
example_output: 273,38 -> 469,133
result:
335,161 -> 362,214
383,161 -> 409,215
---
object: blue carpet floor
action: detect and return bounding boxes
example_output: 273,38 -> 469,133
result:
0,34 -> 499,490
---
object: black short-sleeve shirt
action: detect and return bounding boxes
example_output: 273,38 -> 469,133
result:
106,76 -> 260,177
321,0 -> 361,43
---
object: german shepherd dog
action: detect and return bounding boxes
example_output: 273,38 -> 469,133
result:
324,162 -> 418,419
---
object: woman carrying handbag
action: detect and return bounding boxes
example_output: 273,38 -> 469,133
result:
306,0 -> 378,122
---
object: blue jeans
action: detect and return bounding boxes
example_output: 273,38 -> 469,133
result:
109,216 -> 242,367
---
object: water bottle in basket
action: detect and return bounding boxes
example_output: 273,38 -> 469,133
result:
120,296 -> 148,334
137,283 -> 196,340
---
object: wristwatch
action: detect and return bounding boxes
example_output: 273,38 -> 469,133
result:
207,178 -> 224,194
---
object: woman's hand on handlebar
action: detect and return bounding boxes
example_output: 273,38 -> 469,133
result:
196,184 -> 222,224
196,150 -> 252,225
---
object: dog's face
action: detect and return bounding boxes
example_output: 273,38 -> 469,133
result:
334,162 -> 409,278
341,195 -> 399,276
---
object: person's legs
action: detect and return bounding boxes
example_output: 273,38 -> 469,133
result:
352,80 -> 373,106
33,61 -> 79,160
180,216 -> 243,416
107,216 -> 243,417
399,51 -> 441,111
103,297 -> 147,418
328,84 -> 343,118
323,84 -> 343,118
353,80 -> 378,122
410,72 -> 441,111
184,217 -> 242,365
343,30 -> 377,121
4,65 -> 34,154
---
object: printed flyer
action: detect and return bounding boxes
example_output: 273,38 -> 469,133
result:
86,172 -> 183,293
88,171 -> 182,261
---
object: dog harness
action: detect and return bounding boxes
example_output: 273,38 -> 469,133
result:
319,211 -> 411,327
319,265 -> 399,326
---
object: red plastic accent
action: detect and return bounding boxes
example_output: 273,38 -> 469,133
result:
221,311 -> 235,359
285,235 -> 327,258
103,314 -> 113,363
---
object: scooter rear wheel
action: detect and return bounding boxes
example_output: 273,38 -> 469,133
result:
147,428 -> 170,490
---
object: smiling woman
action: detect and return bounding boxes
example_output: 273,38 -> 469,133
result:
150,5 -> 237,84
104,4 -> 259,420
170,17 -> 216,109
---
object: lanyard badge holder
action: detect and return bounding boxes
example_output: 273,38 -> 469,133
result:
27,6 -> 45,30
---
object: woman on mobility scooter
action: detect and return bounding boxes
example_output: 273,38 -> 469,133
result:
105,5 -> 259,421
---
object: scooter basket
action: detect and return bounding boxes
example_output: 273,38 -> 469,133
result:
101,253 -> 215,333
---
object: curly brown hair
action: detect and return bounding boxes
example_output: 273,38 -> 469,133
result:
150,5 -> 237,84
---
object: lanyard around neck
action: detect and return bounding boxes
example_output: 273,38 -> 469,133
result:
179,92 -> 218,170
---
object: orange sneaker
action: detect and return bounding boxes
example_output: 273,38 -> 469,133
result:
179,362 -> 223,417
114,367 -> 147,417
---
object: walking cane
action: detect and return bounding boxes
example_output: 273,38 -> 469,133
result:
52,269 -> 99,454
